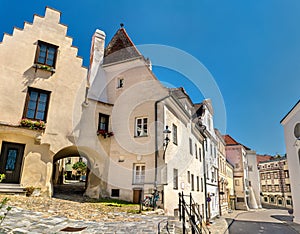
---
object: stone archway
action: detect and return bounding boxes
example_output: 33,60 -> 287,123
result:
52,145 -> 109,199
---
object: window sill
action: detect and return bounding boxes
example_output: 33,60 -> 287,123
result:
134,135 -> 148,138
33,64 -> 56,73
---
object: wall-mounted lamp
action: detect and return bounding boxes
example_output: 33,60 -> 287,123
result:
163,125 -> 171,159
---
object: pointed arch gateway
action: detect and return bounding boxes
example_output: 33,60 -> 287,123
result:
52,145 -> 109,198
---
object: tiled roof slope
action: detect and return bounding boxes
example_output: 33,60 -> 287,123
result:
224,135 -> 239,145
223,134 -> 251,150
103,27 -> 142,65
256,154 -> 274,164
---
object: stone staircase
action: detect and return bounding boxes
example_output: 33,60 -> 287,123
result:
0,184 -> 26,195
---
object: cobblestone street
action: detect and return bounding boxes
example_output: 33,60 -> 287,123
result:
0,192 -> 179,234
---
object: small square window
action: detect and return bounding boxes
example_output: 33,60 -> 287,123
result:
111,189 -> 120,197
117,78 -> 124,88
35,41 -> 58,68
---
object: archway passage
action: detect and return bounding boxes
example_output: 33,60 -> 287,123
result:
52,146 -> 91,201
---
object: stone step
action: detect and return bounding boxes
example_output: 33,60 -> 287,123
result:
0,184 -> 26,195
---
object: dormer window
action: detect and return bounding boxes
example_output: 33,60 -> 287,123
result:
35,41 -> 58,68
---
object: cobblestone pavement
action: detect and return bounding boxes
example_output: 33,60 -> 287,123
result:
0,193 -> 179,234
0,206 -> 177,234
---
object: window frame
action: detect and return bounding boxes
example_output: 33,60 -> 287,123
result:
133,164 -> 145,184
23,87 -> 51,122
117,77 -> 124,88
98,113 -> 109,132
189,138 -> 193,155
135,117 -> 148,137
35,40 -> 58,68
173,168 -> 178,190
172,124 -> 178,145
191,174 -> 194,191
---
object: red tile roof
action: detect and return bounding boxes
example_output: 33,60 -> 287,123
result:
256,154 -> 274,164
223,134 -> 251,150
224,135 -> 239,145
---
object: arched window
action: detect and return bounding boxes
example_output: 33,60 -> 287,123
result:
294,123 -> 300,138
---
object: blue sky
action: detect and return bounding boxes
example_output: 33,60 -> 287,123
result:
1,0 -> 299,155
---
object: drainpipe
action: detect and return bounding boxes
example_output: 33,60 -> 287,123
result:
154,94 -> 171,190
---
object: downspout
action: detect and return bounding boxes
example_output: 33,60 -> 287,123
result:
154,93 -> 171,189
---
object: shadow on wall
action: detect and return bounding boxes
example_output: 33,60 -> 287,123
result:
22,66 -> 53,91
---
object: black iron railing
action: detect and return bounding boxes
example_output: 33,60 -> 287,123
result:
178,192 -> 211,234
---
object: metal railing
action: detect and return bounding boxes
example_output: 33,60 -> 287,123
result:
178,192 -> 211,234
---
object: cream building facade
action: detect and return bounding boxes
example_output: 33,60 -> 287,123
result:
281,100 -> 300,223
280,100 -> 300,223
0,7 -> 88,196
83,24 -> 208,216
0,7 -> 214,218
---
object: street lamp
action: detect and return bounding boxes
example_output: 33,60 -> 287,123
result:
163,125 -> 171,159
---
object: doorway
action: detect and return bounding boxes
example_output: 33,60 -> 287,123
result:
133,189 -> 143,204
0,142 -> 25,183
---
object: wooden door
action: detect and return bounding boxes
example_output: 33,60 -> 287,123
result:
0,142 -> 25,183
133,189 -> 142,204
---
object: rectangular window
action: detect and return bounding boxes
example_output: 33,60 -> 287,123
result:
111,189 -> 120,197
275,185 -> 279,192
235,179 -> 239,186
284,170 -> 289,178
117,78 -> 124,88
199,148 -> 202,162
135,117 -> 148,137
286,184 -> 291,192
267,173 -> 271,179
35,40 -> 58,67
195,144 -> 198,159
173,168 -> 178,190
274,172 -> 278,179
201,178 -> 203,192
98,113 -> 109,131
189,138 -> 193,155
264,197 -> 268,202
172,124 -> 177,145
286,199 -> 291,205
23,87 -> 50,121
133,164 -> 145,184
268,185 -> 272,192
191,174 -> 194,191
261,173 -> 265,180
187,171 -> 190,183
262,185 -> 266,192
196,176 -> 199,191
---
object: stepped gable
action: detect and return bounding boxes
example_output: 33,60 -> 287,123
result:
103,27 -> 142,65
